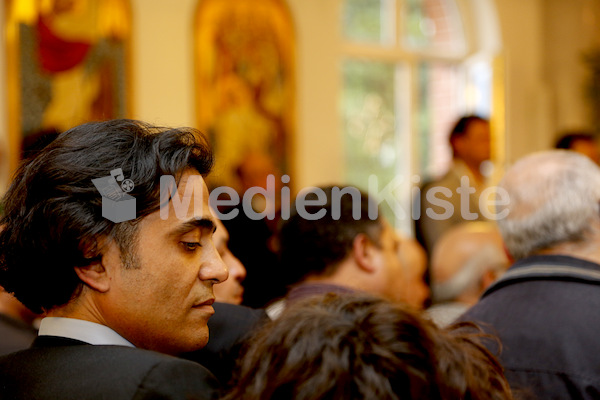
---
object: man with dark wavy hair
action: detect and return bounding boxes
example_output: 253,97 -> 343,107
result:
0,119 -> 228,399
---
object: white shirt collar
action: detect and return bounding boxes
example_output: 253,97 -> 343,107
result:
38,317 -> 135,347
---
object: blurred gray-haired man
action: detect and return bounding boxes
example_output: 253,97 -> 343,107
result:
460,150 -> 600,399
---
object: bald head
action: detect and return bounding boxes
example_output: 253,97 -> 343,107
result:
497,150 -> 600,260
430,222 -> 508,304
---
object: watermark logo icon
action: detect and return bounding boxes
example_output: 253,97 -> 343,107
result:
92,168 -> 137,222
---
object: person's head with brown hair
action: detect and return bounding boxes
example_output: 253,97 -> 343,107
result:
448,115 -> 491,178
225,293 -> 513,400
554,131 -> 600,164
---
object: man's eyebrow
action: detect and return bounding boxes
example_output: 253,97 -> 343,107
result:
170,218 -> 216,236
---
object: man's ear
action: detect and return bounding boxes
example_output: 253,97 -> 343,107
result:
480,269 -> 498,292
75,262 -> 110,293
352,233 -> 377,274
74,236 -> 111,293
502,243 -> 514,264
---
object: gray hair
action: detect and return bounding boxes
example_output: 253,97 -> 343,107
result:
497,150 -> 600,260
432,243 -> 506,303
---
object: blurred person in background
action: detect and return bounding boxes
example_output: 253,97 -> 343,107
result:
427,222 -> 509,327
460,150 -> 600,398
554,130 -> 600,164
212,212 -> 247,305
416,115 -> 492,255
397,235 -> 430,310
225,293 -> 514,400
219,151 -> 284,308
267,186 -> 408,318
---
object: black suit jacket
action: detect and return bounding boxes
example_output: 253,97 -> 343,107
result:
0,313 -> 37,356
183,302 -> 269,386
0,336 -> 219,400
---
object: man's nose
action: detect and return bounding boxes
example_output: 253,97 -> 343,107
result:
200,244 -> 229,284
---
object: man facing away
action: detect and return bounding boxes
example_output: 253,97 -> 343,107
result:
459,150 -> 600,399
267,185 -> 428,318
0,119 -> 228,399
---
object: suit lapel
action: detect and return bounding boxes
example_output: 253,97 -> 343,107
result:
33,336 -> 90,348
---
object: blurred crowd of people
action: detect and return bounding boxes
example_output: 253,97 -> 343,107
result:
1,117 -> 600,399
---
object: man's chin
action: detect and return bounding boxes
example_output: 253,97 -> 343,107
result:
233,293 -> 244,305
172,333 -> 209,355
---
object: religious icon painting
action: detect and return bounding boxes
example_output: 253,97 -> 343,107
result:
5,0 -> 132,170
194,0 -> 295,190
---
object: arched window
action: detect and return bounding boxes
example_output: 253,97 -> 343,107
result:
340,0 -> 500,232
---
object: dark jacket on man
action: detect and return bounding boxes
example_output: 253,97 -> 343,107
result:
460,255 -> 600,399
0,336 -> 219,400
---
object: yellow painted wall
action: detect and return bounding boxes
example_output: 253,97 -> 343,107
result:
130,0 -> 197,127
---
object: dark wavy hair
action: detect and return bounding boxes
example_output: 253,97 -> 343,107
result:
0,119 -> 213,313
278,186 -> 383,286
225,293 -> 513,400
